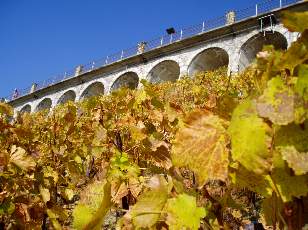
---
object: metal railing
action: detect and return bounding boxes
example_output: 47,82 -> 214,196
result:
3,0 -> 302,102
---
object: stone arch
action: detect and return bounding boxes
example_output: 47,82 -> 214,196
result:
20,104 -> 31,114
35,98 -> 52,112
110,72 -> 139,91
80,82 -> 104,100
57,90 -> 76,105
239,31 -> 288,71
147,60 -> 180,83
188,47 -> 229,76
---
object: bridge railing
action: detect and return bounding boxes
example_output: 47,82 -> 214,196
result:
4,0 -> 302,102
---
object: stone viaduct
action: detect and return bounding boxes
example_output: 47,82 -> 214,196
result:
7,0 -> 308,114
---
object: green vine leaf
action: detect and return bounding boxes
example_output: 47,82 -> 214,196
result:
294,64 -> 308,123
229,163 -> 273,198
229,100 -> 272,174
171,111 -> 229,187
165,194 -> 206,230
271,152 -> 308,202
275,122 -> 308,175
261,194 -> 283,227
277,30 -> 308,73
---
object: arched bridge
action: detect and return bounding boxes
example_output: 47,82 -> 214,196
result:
8,0 -> 308,113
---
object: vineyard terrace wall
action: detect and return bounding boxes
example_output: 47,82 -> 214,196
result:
10,2 -> 307,114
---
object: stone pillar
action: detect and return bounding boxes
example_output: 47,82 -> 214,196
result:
226,11 -> 236,25
30,83 -> 37,93
137,42 -> 147,54
75,65 -> 83,76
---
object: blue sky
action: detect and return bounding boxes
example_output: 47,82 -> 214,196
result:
0,0 -> 260,98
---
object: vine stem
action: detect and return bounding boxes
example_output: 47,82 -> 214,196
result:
202,186 -> 224,229
134,211 -> 166,215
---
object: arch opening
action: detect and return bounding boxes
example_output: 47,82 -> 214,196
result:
188,47 -> 229,76
147,60 -> 180,83
35,98 -> 52,112
20,104 -> 31,114
80,82 -> 104,100
239,31 -> 288,71
111,72 -> 139,91
57,90 -> 76,105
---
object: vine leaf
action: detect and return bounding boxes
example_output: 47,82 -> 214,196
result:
271,152 -> 308,202
261,194 -> 283,226
294,64 -> 308,123
256,76 -> 294,125
295,65 -> 308,100
46,209 -> 62,230
0,102 -> 13,116
128,177 -> 143,199
171,111 -> 229,187
72,181 -> 111,230
282,11 -> 308,33
275,122 -> 308,175
143,138 -> 172,169
72,204 -> 93,230
280,146 -> 308,176
229,100 -> 272,174
64,188 -> 75,201
130,175 -> 169,229
39,186 -> 50,203
164,194 -> 206,230
129,124 -> 146,142
111,182 -> 128,204
229,163 -> 273,198
277,30 -> 308,73
9,145 -> 36,171
82,182 -> 112,230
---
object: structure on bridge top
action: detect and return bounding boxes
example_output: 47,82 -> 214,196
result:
6,0 -> 308,114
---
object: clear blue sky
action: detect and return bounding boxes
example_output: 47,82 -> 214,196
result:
0,0 -> 260,98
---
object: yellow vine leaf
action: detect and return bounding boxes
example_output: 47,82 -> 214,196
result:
282,11 -> 308,33
229,100 -> 272,174
111,182 -> 128,204
9,145 -> 36,171
0,102 -> 13,116
171,111 -> 229,187
280,146 -> 308,176
164,193 -> 206,230
72,180 -> 111,230
72,204 -> 93,230
82,182 -> 112,230
130,175 -> 169,229
39,186 -> 50,203
129,177 -> 143,199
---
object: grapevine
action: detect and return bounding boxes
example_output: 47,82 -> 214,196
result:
0,11 -> 308,230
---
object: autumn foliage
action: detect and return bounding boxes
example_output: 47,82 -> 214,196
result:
0,11 -> 308,230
